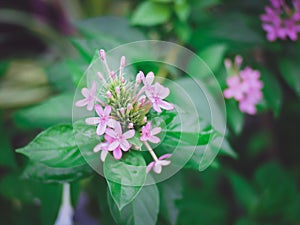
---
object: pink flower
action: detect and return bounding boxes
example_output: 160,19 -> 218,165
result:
105,121 -> 135,160
146,154 -> 172,174
148,83 -> 174,113
85,105 -> 112,136
141,72 -> 155,94
261,0 -> 300,41
93,134 -> 114,161
240,67 -> 263,91
223,76 -> 245,101
140,122 -> 161,143
75,81 -> 98,111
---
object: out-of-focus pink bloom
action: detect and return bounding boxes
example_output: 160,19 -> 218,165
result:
140,122 -> 161,143
75,81 -> 99,111
223,58 -> 263,115
141,72 -> 155,95
261,0 -> 300,41
105,121 -> 135,160
148,83 -> 174,113
146,154 -> 172,174
223,76 -> 245,101
85,105 -> 112,136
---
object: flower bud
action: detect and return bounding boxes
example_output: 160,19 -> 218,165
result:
99,49 -> 106,61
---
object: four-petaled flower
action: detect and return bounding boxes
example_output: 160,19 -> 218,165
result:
86,105 -> 112,136
105,121 -> 135,160
148,83 -> 174,113
146,154 -> 172,174
140,122 -> 161,143
75,81 -> 98,111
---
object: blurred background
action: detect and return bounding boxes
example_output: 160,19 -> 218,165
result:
0,0 -> 299,225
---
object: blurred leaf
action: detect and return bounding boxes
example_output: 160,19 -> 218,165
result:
158,173 -> 183,225
226,99 -> 244,134
72,17 -> 147,62
108,183 -> 159,225
197,44 -> 228,73
279,59 -> 300,98
131,2 -> 171,26
260,68 -> 282,117
13,93 -> 74,129
104,152 -> 146,210
22,161 -> 92,183
174,1 -> 191,21
0,118 -> 16,169
227,170 -> 258,213
0,174 -> 62,225
16,124 -> 86,168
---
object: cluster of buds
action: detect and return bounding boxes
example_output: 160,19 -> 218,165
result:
223,55 -> 263,115
75,49 -> 174,174
261,0 -> 300,41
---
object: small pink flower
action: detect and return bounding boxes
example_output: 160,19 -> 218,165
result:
146,154 -> 172,174
148,83 -> 174,113
223,76 -> 245,101
141,72 -> 155,94
85,105 -> 112,136
75,81 -> 98,111
93,134 -> 114,161
140,122 -> 161,143
105,121 -> 135,160
240,67 -> 263,91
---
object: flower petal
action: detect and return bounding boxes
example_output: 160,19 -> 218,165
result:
153,163 -> 162,174
108,140 -> 120,151
123,129 -> 135,139
75,98 -> 88,107
146,162 -> 155,173
105,128 -> 117,138
113,147 -> 122,160
148,136 -> 160,144
104,105 -> 112,115
159,153 -> 172,160
120,140 -> 131,151
100,150 -> 109,162
85,117 -> 101,125
95,104 -> 104,116
96,123 -> 106,136
151,127 -> 161,135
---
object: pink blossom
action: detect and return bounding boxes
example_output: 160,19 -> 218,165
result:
140,122 -> 161,143
75,81 -> 98,111
105,121 -> 135,160
85,105 -> 112,136
223,76 -> 245,101
146,154 -> 172,174
142,72 -> 155,94
261,0 -> 300,41
93,134 -> 114,161
148,83 -> 174,113
240,67 -> 263,91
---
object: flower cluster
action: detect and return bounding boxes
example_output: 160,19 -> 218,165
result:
223,55 -> 263,115
75,49 -> 174,174
261,0 -> 300,41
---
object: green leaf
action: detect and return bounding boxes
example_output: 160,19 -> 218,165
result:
226,170 -> 258,213
131,2 -> 171,26
0,118 -> 16,169
104,152 -> 146,210
22,161 -> 92,183
159,173 -> 182,225
16,124 -> 86,168
0,174 -> 62,225
108,183 -> 159,225
279,59 -> 300,98
13,93 -> 74,129
174,1 -> 191,21
197,44 -> 227,73
226,99 -> 244,134
260,68 -> 282,117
